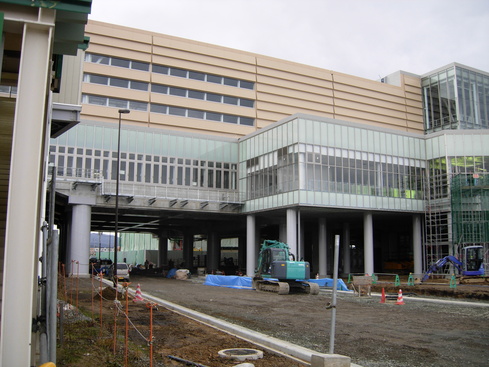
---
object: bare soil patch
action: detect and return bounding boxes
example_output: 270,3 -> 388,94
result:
58,275 -> 489,367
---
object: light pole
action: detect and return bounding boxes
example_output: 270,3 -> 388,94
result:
114,109 -> 130,285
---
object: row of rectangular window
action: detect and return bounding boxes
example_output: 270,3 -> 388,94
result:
84,73 -> 254,108
51,146 -> 235,171
152,64 -> 254,90
85,53 -> 149,71
82,94 -> 254,126
50,149 -> 238,189
150,103 -> 254,126
85,53 -> 254,90
151,84 -> 254,107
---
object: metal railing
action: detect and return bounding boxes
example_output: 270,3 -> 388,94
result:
56,168 -> 244,204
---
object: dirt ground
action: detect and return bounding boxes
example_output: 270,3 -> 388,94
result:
59,274 -> 489,367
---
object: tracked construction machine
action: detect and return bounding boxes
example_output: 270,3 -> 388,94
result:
252,240 -> 320,295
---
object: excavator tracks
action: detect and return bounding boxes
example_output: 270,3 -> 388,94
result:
253,278 -> 320,295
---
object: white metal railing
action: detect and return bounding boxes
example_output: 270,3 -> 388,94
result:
55,168 -> 243,204
101,181 -> 243,203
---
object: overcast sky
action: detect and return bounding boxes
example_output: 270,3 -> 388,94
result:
89,0 -> 489,81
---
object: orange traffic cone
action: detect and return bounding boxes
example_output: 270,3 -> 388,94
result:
395,289 -> 405,305
380,288 -> 386,304
133,283 -> 145,302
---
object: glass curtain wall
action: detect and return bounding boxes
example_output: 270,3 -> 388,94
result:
49,122 -> 239,193
241,117 -> 425,204
425,150 -> 489,267
423,65 -> 489,133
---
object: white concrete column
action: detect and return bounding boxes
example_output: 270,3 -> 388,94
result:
69,204 -> 92,274
183,230 -> 194,269
158,232 -> 168,267
318,218 -> 327,277
364,213 -> 374,275
413,214 -> 423,276
286,208 -> 298,258
298,210 -> 305,260
342,222 -> 351,275
1,18 -> 54,367
207,231 -> 220,272
246,215 -> 257,277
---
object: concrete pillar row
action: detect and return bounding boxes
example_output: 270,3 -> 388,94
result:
286,208 -> 298,258
69,204 -> 92,274
364,213 -> 374,275
413,214 -> 423,276
207,231 -> 220,273
246,215 -> 256,277
183,230 -> 194,269
342,222 -> 351,275
158,231 -> 169,268
318,218 -> 327,277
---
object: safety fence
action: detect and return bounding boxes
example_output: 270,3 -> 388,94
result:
346,272 -> 458,289
58,262 -> 160,367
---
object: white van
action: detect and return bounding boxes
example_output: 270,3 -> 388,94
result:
108,263 -> 130,284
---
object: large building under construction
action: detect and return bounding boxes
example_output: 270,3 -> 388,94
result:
46,20 -> 489,279
1,9 -> 489,364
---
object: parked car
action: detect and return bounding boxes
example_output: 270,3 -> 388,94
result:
108,263 -> 130,284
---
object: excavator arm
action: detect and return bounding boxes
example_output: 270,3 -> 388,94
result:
422,256 -> 463,282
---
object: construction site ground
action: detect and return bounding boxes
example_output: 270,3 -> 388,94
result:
59,274 -> 489,367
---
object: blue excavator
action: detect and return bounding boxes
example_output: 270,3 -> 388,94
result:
422,245 -> 485,282
252,240 -> 320,295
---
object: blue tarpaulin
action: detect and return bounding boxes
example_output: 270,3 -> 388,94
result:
203,275 -> 350,291
204,275 -> 253,289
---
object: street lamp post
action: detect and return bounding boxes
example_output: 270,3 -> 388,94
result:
114,109 -> 130,286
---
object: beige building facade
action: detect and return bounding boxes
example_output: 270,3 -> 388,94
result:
81,20 -> 424,137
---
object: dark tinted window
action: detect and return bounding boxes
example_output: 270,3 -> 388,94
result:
223,77 -> 239,87
169,106 -> 186,116
170,68 -> 187,77
132,61 -> 149,71
223,96 -> 239,105
152,84 -> 168,94
206,93 -> 221,102
206,112 -> 221,121
112,58 -> 130,68
169,87 -> 186,97
189,71 -> 205,81
153,65 -> 169,74
207,75 -> 222,84
188,90 -> 205,100
151,104 -> 167,114
240,80 -> 254,90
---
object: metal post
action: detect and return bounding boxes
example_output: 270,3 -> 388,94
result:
329,234 -> 340,354
114,109 -> 130,285
48,230 -> 59,362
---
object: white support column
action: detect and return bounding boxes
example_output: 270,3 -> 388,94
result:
183,230 -> 194,269
413,214 -> 423,276
69,204 -> 92,274
298,209 -> 305,260
286,208 -> 298,258
207,231 -> 220,272
342,222 -> 351,275
364,213 -> 374,275
246,215 -> 257,277
1,17 -> 54,367
158,232 -> 168,268
318,218 -> 327,277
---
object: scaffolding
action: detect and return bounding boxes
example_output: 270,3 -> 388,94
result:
451,173 -> 489,274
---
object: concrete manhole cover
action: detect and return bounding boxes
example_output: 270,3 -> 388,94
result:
218,348 -> 264,361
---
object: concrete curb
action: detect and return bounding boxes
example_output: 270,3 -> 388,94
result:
130,288 -> 359,366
